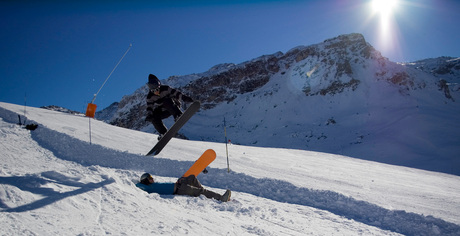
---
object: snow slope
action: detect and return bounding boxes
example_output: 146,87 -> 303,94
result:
1,102 -> 460,235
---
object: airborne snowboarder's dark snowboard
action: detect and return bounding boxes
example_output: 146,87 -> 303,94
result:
146,101 -> 200,156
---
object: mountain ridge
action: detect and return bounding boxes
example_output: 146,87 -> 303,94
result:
95,33 -> 460,175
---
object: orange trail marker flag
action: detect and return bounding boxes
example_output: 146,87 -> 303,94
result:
85,103 -> 97,118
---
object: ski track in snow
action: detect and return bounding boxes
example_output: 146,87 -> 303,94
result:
1,103 -> 460,235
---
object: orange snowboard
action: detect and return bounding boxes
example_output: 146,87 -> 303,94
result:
182,149 -> 216,177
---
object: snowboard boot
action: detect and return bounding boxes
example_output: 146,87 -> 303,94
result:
221,189 -> 231,202
173,112 -> 183,122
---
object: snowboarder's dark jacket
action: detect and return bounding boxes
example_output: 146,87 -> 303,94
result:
146,85 -> 193,112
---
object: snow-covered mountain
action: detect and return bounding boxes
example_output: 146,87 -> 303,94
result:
97,33 -> 460,175
403,57 -> 460,83
1,102 -> 460,235
92,102 -> 118,122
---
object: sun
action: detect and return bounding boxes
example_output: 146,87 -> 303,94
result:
364,0 -> 407,60
372,0 -> 398,17
364,0 -> 404,60
369,0 -> 400,43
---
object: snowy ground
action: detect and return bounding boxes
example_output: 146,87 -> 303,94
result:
1,102 -> 459,235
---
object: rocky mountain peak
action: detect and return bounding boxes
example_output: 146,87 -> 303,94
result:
98,33 -> 458,127
95,34 -> 459,174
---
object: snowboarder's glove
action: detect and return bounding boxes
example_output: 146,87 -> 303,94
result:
146,104 -> 161,113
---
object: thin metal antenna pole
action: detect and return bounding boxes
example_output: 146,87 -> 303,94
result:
23,92 -> 27,125
224,117 -> 230,173
91,43 -> 132,104
89,117 -> 92,145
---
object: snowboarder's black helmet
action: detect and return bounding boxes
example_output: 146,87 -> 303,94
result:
140,173 -> 152,184
148,74 -> 161,90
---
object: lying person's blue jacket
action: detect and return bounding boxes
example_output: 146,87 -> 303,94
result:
136,182 -> 175,194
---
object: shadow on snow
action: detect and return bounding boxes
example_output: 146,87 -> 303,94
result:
0,171 -> 114,213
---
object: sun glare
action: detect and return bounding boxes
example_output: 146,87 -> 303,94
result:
372,0 -> 399,32
372,0 -> 398,17
368,0 -> 401,56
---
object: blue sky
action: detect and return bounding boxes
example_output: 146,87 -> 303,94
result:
1,0 -> 459,112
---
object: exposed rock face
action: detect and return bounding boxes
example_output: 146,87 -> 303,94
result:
182,33 -> 379,106
183,54 -> 281,109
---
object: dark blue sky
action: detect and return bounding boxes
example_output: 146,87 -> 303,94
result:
1,0 -> 459,112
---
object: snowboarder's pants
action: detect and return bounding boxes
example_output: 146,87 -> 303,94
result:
150,99 -> 183,135
175,175 -> 222,201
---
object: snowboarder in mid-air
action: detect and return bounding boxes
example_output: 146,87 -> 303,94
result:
136,173 -> 231,202
145,74 -> 194,139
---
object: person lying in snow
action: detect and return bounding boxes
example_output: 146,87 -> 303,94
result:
135,173 -> 231,202
145,74 -> 194,140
